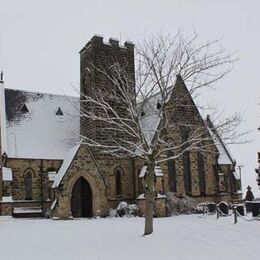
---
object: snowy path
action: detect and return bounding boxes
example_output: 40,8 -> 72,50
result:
0,215 -> 259,260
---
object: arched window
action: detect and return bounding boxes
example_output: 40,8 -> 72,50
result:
24,170 -> 33,200
181,128 -> 191,195
115,169 -> 123,196
197,151 -> 206,195
167,150 -> 177,192
167,140 -> 177,192
137,169 -> 144,194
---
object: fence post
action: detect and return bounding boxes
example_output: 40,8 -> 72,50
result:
217,206 -> 219,219
233,206 -> 237,224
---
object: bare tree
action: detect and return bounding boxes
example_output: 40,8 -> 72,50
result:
79,31 -> 242,235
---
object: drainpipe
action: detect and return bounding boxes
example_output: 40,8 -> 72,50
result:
40,159 -> 43,214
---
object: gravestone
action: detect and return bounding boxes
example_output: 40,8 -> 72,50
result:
236,204 -> 245,216
252,202 -> 260,217
245,201 -> 253,213
207,202 -> 216,213
218,201 -> 229,215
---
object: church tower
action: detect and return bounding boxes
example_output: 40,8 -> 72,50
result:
79,35 -> 135,144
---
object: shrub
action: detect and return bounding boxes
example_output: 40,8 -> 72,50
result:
110,201 -> 138,217
166,192 -> 198,215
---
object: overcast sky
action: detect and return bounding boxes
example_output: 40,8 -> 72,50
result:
1,0 -> 260,196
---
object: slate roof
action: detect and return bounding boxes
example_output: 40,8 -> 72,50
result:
1,88 -> 80,159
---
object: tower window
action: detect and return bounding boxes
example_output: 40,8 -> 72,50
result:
56,107 -> 63,116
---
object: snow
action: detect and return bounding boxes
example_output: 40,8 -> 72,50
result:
0,215 -> 259,260
233,171 -> 240,180
2,167 -> 13,181
139,165 -> 163,178
137,193 -> 167,199
207,125 -> 233,165
12,207 -> 42,214
4,89 -> 80,159
1,196 -> 13,202
154,165 -> 163,176
139,92 -> 161,146
52,144 -> 80,188
50,199 -> 57,210
48,171 -> 57,182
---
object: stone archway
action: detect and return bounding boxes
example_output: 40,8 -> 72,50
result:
55,171 -> 108,219
71,177 -> 93,218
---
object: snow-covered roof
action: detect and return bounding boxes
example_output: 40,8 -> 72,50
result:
233,171 -> 240,180
52,144 -> 80,188
1,196 -> 13,202
139,92 -> 162,146
2,88 -> 80,159
48,171 -> 57,182
2,167 -> 13,181
139,165 -> 163,178
206,118 -> 234,165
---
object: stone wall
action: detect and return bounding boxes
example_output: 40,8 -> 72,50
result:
137,196 -> 167,218
79,35 -> 135,144
3,158 -> 62,201
161,75 -> 219,198
54,146 -> 108,218
0,202 -> 12,215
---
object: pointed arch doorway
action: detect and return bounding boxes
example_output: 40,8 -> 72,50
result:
71,177 -> 93,218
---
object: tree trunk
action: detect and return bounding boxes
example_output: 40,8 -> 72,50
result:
144,162 -> 155,235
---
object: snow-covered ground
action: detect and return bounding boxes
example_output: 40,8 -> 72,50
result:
0,215 -> 259,260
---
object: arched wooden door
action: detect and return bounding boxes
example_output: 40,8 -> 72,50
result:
71,177 -> 93,218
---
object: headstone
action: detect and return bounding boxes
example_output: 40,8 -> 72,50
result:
245,201 -> 253,213
236,204 -> 245,216
207,202 -> 216,213
252,202 -> 260,217
218,201 -> 229,215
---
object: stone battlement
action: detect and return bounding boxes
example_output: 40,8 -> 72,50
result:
80,35 -> 134,54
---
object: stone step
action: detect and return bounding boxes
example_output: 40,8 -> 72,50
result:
12,206 -> 43,218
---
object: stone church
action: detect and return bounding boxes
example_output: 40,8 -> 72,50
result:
0,35 -> 241,218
